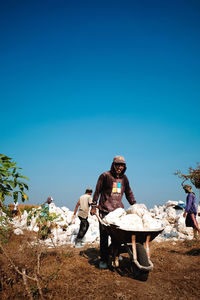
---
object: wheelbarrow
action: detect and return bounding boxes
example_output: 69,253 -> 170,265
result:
96,214 -> 164,281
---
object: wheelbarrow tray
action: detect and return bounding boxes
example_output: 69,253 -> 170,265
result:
107,224 -> 164,244
96,215 -> 164,280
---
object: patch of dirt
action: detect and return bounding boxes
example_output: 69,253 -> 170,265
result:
0,231 -> 200,299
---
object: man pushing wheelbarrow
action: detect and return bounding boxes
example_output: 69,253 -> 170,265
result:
90,156 -> 164,281
90,155 -> 136,269
96,210 -> 164,281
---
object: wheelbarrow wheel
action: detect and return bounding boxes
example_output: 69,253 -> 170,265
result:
131,243 -> 149,282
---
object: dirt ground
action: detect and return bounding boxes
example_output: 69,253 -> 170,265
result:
0,230 -> 200,300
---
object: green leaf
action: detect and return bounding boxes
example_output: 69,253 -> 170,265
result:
13,191 -> 18,202
0,154 -> 29,207
5,184 -> 12,190
23,183 -> 29,190
18,175 -> 29,180
12,168 -> 17,174
6,180 -> 15,188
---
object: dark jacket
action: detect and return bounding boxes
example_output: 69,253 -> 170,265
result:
92,161 -> 136,213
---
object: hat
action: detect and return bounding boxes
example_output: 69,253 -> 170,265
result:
47,197 -> 53,203
183,185 -> 192,192
85,188 -> 93,194
113,155 -> 126,164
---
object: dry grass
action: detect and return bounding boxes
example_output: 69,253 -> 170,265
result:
0,230 -> 200,299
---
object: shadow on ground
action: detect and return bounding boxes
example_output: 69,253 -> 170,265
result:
79,247 -> 100,267
185,248 -> 200,256
80,248 -> 138,279
170,248 -> 200,256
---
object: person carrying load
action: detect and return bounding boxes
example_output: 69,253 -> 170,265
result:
72,188 -> 93,248
90,155 -> 136,269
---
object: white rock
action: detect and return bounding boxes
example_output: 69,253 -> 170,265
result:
10,199 -> 195,246
165,207 -> 177,223
176,215 -> 193,235
142,213 -> 163,230
178,201 -> 184,205
103,208 -> 126,224
165,200 -> 178,208
126,203 -> 148,217
14,228 -> 23,235
115,214 -> 144,231
61,206 -> 70,214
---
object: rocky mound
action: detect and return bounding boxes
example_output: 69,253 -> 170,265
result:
11,200 -> 200,247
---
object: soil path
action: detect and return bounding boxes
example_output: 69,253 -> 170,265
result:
0,233 -> 200,300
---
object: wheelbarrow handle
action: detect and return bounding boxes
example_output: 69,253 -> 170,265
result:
94,212 -> 109,226
133,259 -> 154,271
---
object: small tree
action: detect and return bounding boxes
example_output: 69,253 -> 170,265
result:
174,163 -> 200,189
0,154 -> 29,205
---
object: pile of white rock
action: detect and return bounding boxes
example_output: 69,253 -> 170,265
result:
102,204 -> 163,231
11,200 -> 200,247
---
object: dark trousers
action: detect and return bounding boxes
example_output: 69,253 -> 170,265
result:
99,211 -> 109,262
99,211 -> 120,262
76,216 -> 89,242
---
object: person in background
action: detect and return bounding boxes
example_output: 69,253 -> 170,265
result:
183,184 -> 200,239
40,196 -> 53,217
90,155 -> 136,269
72,188 -> 93,248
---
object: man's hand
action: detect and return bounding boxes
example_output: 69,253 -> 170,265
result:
183,211 -> 187,218
90,208 -> 97,216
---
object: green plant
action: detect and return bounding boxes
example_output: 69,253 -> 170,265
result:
1,205 -> 13,218
0,154 -> 29,204
49,266 -> 60,282
30,284 -> 39,298
27,208 -> 60,240
174,163 -> 200,189
0,215 -> 12,244
26,208 -> 40,226
22,206 -> 37,214
37,213 -> 59,240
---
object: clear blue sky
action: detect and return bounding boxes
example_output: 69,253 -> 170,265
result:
1,0 -> 200,210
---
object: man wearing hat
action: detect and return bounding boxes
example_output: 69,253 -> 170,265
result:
91,155 -> 136,269
183,184 -> 200,239
72,188 -> 93,248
